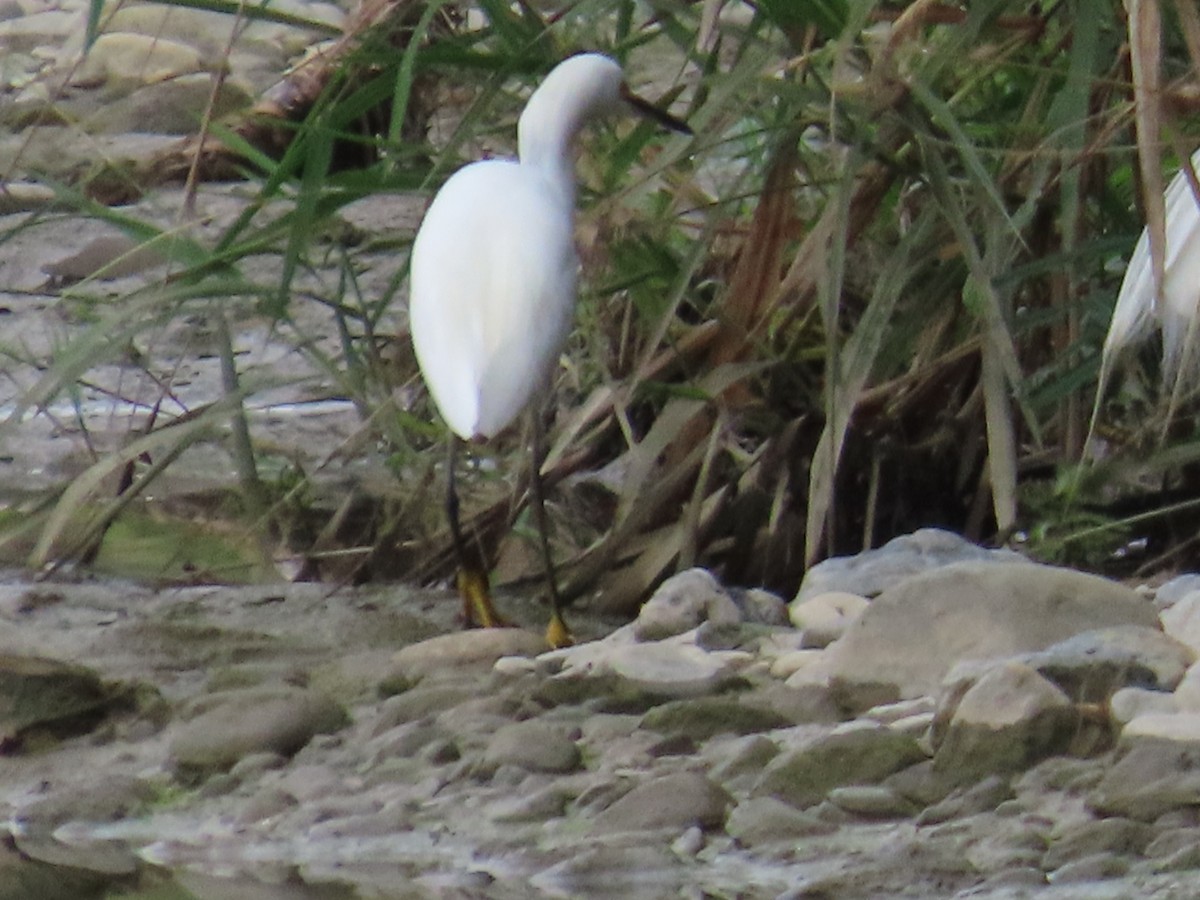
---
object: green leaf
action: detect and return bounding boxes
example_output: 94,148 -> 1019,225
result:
758,0 -> 848,39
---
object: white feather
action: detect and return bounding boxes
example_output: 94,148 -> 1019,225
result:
1105,148 -> 1200,385
409,54 -> 626,440
410,161 -> 575,439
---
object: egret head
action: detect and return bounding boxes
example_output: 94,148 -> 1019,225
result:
518,53 -> 690,184
518,54 -> 624,153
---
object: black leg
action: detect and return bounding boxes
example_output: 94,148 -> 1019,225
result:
530,412 -> 571,647
446,436 -> 466,563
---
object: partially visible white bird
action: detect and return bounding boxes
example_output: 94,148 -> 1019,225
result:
1104,149 -> 1200,390
409,53 -> 690,647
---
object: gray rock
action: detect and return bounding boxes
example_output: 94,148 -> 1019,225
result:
790,591 -> 868,648
435,694 -> 520,742
1121,712 -> 1200,743
750,679 -> 843,725
961,816 -> 1050,875
366,719 -> 449,762
886,711 -> 936,738
300,784 -> 388,825
532,844 -> 683,898
633,568 -> 741,641
605,641 -> 740,699
1020,626 -> 1193,700
863,696 -> 936,724
1149,807 -> 1200,828
578,712 -> 640,745
639,696 -> 791,741
98,4 -> 260,56
1091,739 -> 1200,820
237,785 -> 298,824
388,629 -> 548,684
725,796 -> 835,847
1173,661 -> 1200,710
72,33 -> 208,90
968,867 -> 1048,891
589,771 -> 731,833
671,825 -> 704,856
914,774 -> 1013,824
731,587 -> 789,626
881,759 -> 958,810
544,622 -> 746,700
170,686 -> 347,774
415,868 -> 501,896
694,619 -> 743,651
372,682 -> 477,728
481,719 -> 580,774
1154,575 -> 1200,610
753,721 -> 926,809
1110,686 -> 1178,726
228,751 -> 286,780
794,527 -> 1026,604
771,648 -> 823,679
1042,817 -> 1152,871
826,784 -> 916,818
84,74 -> 252,135
1015,755 -> 1105,796
1160,589 -> 1200,654
1143,826 -> 1200,859
305,807 -> 411,840
932,661 -> 1075,783
0,654 -> 124,752
0,10 -> 77,54
419,738 -> 460,766
706,733 -> 781,784
573,775 -> 640,816
489,784 -> 571,823
42,234 -> 166,280
14,775 -> 155,833
10,832 -> 139,877
820,561 -> 1158,706
1142,841 -> 1200,873
1046,852 -> 1130,883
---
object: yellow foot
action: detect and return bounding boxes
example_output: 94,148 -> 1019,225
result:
545,610 -> 574,649
456,567 -> 510,629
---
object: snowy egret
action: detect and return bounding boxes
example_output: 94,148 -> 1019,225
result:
1105,148 -> 1200,387
409,53 -> 690,647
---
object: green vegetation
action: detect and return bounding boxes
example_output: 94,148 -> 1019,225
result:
1,0 -> 1198,605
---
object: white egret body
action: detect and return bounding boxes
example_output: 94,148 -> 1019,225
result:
410,162 -> 576,438
408,53 -> 688,645
1106,149 -> 1200,383
411,54 -> 626,440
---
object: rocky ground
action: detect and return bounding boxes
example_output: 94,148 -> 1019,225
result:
4,2 -> 1200,900
5,530 -> 1200,899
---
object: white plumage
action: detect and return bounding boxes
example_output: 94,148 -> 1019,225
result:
410,54 -> 627,440
1105,149 -> 1200,385
405,52 -> 688,645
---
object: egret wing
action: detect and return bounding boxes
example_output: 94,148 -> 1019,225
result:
410,160 -> 577,439
1108,149 -> 1200,380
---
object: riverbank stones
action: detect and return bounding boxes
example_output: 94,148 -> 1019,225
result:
8,532 -> 1200,896
816,561 -> 1158,707
169,685 -> 346,775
